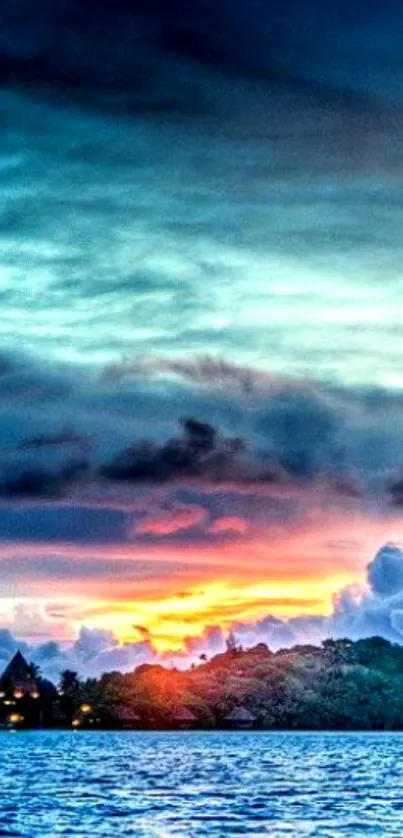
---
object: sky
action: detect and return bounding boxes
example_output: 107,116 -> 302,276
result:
0,0 -> 403,677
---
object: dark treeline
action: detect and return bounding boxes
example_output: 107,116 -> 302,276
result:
12,635 -> 403,731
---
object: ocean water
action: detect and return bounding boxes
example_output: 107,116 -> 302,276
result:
0,731 -> 402,837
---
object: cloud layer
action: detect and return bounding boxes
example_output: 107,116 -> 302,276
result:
0,3 -> 402,386
0,350 -> 400,655
0,352 -> 400,507
3,543 -> 403,680
2,1 -> 403,107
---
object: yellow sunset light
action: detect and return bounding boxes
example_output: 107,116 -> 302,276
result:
78,571 -> 356,654
8,714 -> 23,724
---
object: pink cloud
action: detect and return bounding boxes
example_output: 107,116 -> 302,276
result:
208,516 -> 250,535
135,503 -> 207,537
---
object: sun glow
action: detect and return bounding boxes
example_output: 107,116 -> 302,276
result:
78,571 -> 355,653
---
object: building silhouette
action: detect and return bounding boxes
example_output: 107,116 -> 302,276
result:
0,650 -> 59,728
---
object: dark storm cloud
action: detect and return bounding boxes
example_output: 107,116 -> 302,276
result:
101,363 -> 403,497
102,417 -> 251,485
1,0 -> 403,112
0,457 -> 89,499
0,351 -> 403,506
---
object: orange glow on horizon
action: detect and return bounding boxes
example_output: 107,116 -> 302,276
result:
8,713 -> 24,724
0,506 -> 401,652
76,570 -> 361,653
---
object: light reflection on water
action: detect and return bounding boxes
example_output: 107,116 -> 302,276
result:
0,731 -> 402,836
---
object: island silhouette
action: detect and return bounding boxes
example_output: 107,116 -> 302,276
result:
1,637 -> 403,731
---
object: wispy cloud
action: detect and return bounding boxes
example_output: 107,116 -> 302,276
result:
0,3 -> 402,385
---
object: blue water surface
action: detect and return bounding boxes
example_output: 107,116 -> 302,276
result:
0,731 -> 402,836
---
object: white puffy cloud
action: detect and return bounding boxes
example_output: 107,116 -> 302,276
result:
3,543 -> 403,681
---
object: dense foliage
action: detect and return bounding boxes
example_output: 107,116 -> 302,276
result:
55,636 -> 403,731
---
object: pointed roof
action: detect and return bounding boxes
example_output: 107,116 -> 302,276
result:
0,651 -> 32,683
174,707 -> 197,722
114,706 -> 141,722
225,707 -> 256,723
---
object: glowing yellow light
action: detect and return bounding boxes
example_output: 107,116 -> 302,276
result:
8,714 -> 23,724
86,576 -> 341,654
80,704 -> 92,715
4,701 -> 15,706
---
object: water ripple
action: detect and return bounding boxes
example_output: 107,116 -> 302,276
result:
0,732 -> 403,836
